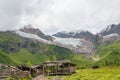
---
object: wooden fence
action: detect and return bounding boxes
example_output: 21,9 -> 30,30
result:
0,64 -> 30,79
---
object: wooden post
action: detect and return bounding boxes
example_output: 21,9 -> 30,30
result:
43,63 -> 47,76
46,64 -> 49,76
52,66 -> 54,73
43,64 -> 45,76
68,63 -> 70,74
30,67 -> 31,76
56,62 -> 58,75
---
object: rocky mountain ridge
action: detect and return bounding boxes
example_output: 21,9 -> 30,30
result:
16,26 -> 94,55
12,23 -> 120,55
20,24 -> 54,41
100,23 -> 120,36
53,30 -> 94,42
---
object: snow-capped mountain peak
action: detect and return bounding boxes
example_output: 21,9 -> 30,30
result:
58,30 -> 88,34
101,25 -> 112,33
23,24 -> 34,29
53,30 -> 94,42
15,30 -> 51,44
19,25 -> 54,41
100,23 -> 120,36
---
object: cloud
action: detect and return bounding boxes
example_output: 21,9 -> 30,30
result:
0,0 -> 23,30
0,0 -> 120,34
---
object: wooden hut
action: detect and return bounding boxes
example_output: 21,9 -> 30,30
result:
42,60 -> 76,76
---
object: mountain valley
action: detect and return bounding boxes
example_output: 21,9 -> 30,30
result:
1,23 -> 120,68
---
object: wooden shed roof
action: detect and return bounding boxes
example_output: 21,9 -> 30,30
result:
31,64 -> 43,69
42,60 -> 76,67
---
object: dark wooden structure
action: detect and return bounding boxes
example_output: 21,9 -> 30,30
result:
17,65 -> 36,75
17,64 -> 44,77
42,60 -> 76,76
10,60 -> 76,77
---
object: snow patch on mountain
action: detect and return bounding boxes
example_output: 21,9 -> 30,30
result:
59,30 -> 88,35
54,37 -> 83,47
15,30 -> 51,44
103,33 -> 118,38
15,30 -> 84,47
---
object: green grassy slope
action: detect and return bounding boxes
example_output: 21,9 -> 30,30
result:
61,68 -> 120,80
71,54 -> 93,68
0,51 -> 16,65
95,40 -> 120,66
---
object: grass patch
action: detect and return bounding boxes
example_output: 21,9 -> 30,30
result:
49,68 -> 120,80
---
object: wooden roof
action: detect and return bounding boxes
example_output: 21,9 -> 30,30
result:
42,60 -> 76,67
31,65 -> 43,69
43,60 -> 71,64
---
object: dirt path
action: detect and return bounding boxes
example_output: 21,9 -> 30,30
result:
33,76 -> 62,80
51,77 -> 62,80
32,75 -> 48,80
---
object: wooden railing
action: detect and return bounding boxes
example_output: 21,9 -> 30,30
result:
11,71 -> 30,79
0,65 -> 30,79
0,70 -> 11,79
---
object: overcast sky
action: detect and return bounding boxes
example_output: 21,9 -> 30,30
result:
0,0 -> 120,34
